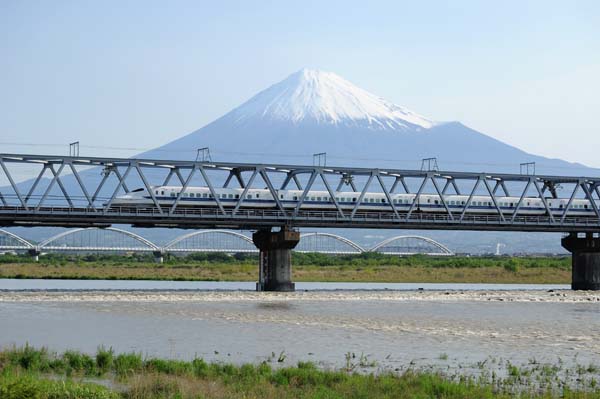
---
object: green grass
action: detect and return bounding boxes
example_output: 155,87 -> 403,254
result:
0,371 -> 119,399
1,346 -> 599,398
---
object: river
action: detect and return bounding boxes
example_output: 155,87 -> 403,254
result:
0,279 -> 598,376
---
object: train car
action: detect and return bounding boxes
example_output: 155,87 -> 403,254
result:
108,185 -> 599,217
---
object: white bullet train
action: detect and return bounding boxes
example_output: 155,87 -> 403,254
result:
108,185 -> 600,216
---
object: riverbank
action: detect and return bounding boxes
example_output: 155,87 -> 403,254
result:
1,346 -> 598,399
0,254 -> 571,284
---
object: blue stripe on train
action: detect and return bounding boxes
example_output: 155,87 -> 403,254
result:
143,196 -> 592,212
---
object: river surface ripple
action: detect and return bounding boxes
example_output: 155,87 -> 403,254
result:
0,283 -> 599,374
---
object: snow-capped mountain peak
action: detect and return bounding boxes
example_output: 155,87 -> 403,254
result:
227,68 -> 434,130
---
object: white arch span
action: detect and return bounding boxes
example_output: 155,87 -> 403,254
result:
39,227 -> 160,251
298,232 -> 364,253
0,229 -> 34,249
165,229 -> 257,253
370,235 -> 454,256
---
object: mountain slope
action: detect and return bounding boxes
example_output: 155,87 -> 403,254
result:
142,69 -> 589,175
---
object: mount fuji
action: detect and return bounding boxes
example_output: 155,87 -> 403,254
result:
142,68 -> 588,175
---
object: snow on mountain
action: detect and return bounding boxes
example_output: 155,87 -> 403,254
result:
225,68 -> 434,130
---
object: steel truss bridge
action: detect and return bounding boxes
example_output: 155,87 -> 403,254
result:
0,153 -> 599,232
0,228 -> 454,257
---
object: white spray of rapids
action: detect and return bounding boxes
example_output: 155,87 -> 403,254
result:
1,290 -> 598,303
228,68 -> 435,130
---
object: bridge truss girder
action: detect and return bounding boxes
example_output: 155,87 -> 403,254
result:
0,153 -> 599,232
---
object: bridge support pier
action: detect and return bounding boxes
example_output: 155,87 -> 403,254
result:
252,227 -> 300,292
28,249 -> 40,262
562,233 -> 600,291
153,251 -> 164,264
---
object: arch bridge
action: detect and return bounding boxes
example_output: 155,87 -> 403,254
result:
0,228 -> 453,258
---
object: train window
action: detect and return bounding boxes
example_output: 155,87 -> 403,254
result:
293,196 -> 298,201
228,194 -> 233,199
585,204 -> 589,209
434,200 -> 439,205
203,193 -> 208,198
352,198 -> 357,202
161,191 -> 164,195
317,197 -> 321,201
170,192 -> 176,197
382,198 -> 386,203
559,204 -> 563,209
280,195 -> 283,199
155,190 -> 159,195
247,195 -> 252,199
427,199 -> 431,203
235,194 -> 239,199
188,193 -> 194,198
510,203 -> 514,207
256,194 -> 259,198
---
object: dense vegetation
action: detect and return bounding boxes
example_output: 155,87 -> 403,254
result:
0,346 -> 598,399
0,253 -> 571,283
0,251 -> 572,269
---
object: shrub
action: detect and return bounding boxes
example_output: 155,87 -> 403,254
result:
64,350 -> 95,374
114,352 -> 143,377
144,358 -> 191,376
96,346 -> 114,374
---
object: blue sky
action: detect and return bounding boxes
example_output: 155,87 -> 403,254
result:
1,0 -> 599,167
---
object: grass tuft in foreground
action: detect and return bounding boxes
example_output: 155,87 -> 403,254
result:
1,345 -> 599,398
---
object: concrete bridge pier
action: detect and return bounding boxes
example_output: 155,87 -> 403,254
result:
28,248 -> 40,262
562,233 -> 600,290
153,250 -> 164,264
252,227 -> 300,292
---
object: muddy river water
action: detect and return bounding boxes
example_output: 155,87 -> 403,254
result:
0,280 -> 599,374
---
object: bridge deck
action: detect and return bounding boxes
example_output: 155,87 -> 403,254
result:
1,206 -> 598,232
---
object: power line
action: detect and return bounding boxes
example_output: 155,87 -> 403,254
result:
0,141 -> 598,172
